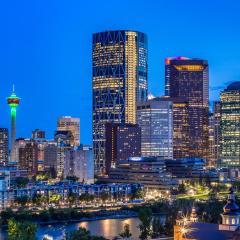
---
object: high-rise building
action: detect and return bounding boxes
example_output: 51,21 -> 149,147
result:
32,129 -> 45,139
16,138 -> 48,175
164,97 -> 190,159
92,30 -> 148,175
213,101 -> 221,164
57,116 -> 80,147
105,123 -> 141,174
54,131 -> 72,177
0,128 -> 9,165
64,145 -> 94,184
7,86 -> 20,162
165,57 -> 209,160
220,82 -> 240,167
44,141 -> 57,173
19,141 -> 39,176
208,112 -> 215,167
137,98 -> 173,158
208,102 -> 221,167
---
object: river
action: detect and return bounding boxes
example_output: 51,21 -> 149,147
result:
37,217 -> 141,239
0,215 -> 166,239
0,217 -> 141,240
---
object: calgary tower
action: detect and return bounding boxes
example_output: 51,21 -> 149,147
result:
7,85 -> 20,162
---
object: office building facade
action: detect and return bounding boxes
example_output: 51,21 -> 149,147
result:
54,131 -> 72,177
208,112 -> 215,166
18,141 -> 39,176
57,116 -> 80,147
32,129 -> 45,139
213,101 -> 221,164
165,57 -> 209,160
208,102 -> 221,167
105,123 -> 141,174
92,30 -> 148,174
44,141 -> 58,173
220,82 -> 240,167
64,145 -> 94,184
165,97 -> 190,159
0,128 -> 9,165
137,98 -> 173,158
103,156 -> 176,191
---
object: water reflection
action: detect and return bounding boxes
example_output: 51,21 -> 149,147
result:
0,216 -> 164,240
78,218 -> 140,239
0,217 -> 141,240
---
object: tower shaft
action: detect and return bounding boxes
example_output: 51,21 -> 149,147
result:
10,107 -> 17,162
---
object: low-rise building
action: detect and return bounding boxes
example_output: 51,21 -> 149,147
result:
12,182 -> 142,204
101,156 -> 177,191
165,158 -> 206,179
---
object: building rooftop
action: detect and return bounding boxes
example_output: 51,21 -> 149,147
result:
184,222 -> 240,240
226,81 -> 240,91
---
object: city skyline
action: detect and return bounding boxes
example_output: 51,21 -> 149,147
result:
1,0 -> 240,144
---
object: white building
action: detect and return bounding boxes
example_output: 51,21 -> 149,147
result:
64,145 -> 94,184
137,97 -> 173,159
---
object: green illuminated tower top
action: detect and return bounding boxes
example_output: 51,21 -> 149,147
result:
7,85 -> 20,116
7,85 -> 20,162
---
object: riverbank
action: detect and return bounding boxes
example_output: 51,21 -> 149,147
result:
0,208 -> 139,227
38,212 -> 139,225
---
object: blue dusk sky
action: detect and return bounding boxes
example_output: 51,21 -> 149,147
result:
1,0 -> 240,144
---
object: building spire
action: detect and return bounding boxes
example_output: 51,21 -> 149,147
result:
12,84 -> 15,93
190,202 -> 198,222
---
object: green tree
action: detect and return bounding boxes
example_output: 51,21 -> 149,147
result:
32,194 -> 48,206
119,223 -> 132,239
68,192 -> 78,206
16,195 -> 29,207
49,194 -> 61,204
100,192 -> 109,202
66,227 -> 107,240
178,183 -> 186,194
151,217 -> 164,238
131,188 -> 144,200
79,193 -> 94,203
138,208 -> 152,240
7,218 -> 37,240
15,177 -> 29,188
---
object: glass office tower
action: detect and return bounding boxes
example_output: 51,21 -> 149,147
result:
0,128 -> 9,165
137,98 -> 173,159
220,82 -> 240,167
92,30 -> 148,175
165,57 -> 209,160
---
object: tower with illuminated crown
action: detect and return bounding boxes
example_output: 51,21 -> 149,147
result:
7,86 -> 20,162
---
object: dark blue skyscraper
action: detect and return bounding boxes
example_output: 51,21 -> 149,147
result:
92,30 -> 148,175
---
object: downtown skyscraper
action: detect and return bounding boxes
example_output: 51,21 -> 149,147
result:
137,98 -> 173,159
220,82 -> 240,168
165,57 -> 209,160
0,128 -> 9,165
57,116 -> 80,147
92,30 -> 148,175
